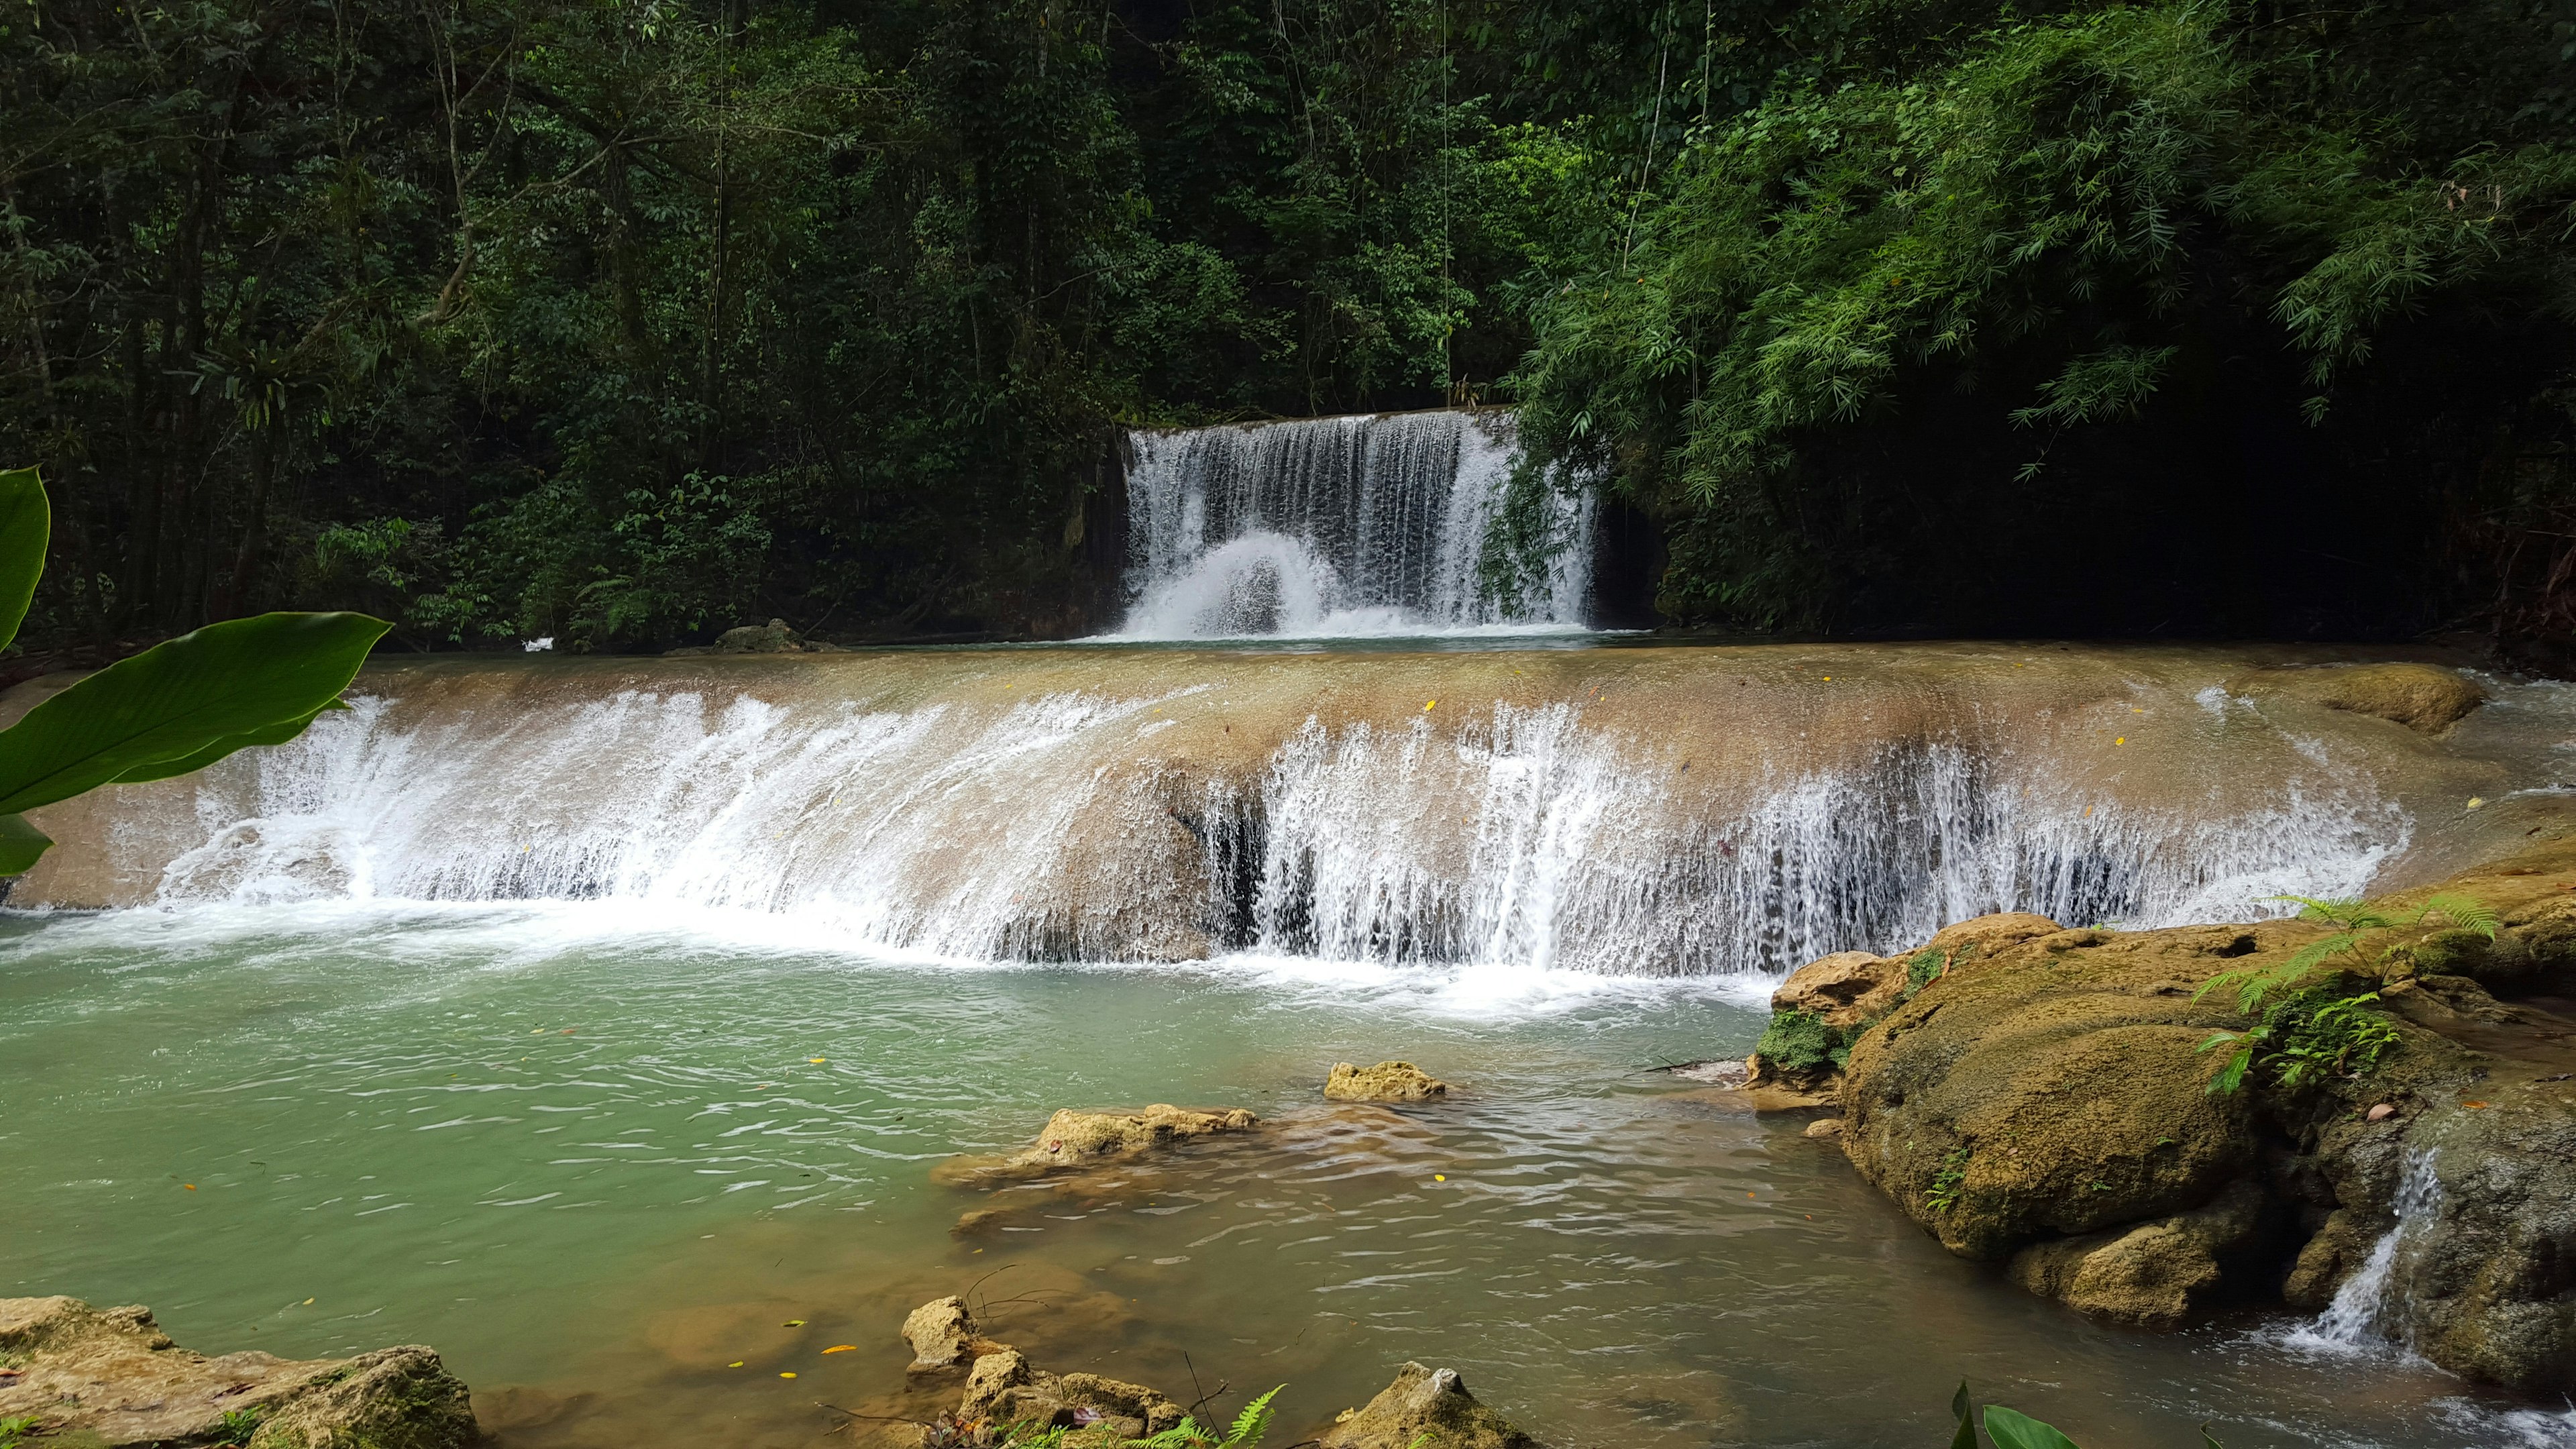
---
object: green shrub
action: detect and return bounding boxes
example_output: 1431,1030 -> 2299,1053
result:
1754,1008 -> 1847,1077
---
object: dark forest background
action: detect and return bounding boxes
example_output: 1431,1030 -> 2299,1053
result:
1,0 -> 2571,659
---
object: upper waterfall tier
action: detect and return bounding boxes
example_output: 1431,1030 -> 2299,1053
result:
1112,409 -> 1595,639
12,646 -> 2564,976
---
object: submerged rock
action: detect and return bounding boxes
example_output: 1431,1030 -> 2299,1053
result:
1325,1061 -> 1450,1102
937,1104 -> 1259,1187
0,1296 -> 478,1449
1319,1362 -> 1542,1449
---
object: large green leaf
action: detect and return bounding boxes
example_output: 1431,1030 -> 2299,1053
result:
0,466 -> 50,653
108,702 -> 339,785
1982,1405 -> 2085,1449
0,812 -> 52,875
0,611 -> 387,815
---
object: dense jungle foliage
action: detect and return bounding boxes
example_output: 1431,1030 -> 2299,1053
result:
0,0 -> 2570,654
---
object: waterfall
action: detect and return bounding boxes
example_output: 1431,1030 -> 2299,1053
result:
1113,410 -> 1595,639
43,657 -> 2417,976
2294,1149 -> 2443,1354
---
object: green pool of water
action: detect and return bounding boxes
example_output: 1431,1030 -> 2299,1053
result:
0,903 -> 2559,1448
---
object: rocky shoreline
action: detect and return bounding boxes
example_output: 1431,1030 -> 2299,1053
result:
1739,841 -> 2576,1393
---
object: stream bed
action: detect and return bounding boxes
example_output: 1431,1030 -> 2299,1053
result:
3,902 -> 2565,1449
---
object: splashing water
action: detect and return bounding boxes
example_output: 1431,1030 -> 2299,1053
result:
78,674 -> 2408,976
1113,411 -> 1594,639
2292,1148 -> 2443,1356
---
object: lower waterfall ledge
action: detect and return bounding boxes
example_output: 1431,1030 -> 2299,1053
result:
1792,840 -> 2576,1394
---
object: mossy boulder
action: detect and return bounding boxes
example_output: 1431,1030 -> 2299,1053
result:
1828,842 -> 2576,1392
1325,1061 -> 1449,1102
0,1297 -> 477,1449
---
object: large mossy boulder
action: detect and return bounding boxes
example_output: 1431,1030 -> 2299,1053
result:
0,1296 -> 479,1449
1822,841 -> 2576,1392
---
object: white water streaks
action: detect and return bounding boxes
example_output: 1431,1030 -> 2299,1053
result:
2292,1148 -> 2444,1357
41,653 -> 2423,977
1114,410 -> 1595,639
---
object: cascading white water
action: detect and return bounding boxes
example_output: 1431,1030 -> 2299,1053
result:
112,680 -> 2407,975
1113,410 -> 1594,639
1216,708 -> 2399,975
2294,1149 -> 2443,1354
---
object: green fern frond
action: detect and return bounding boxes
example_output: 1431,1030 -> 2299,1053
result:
1221,1387 -> 1284,1449
2416,893 -> 2500,939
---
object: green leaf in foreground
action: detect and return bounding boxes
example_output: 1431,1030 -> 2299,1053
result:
1982,1404 -> 2086,1449
0,611 -> 387,817
0,466 -> 50,653
0,813 -> 52,875
1948,1380 -> 1978,1449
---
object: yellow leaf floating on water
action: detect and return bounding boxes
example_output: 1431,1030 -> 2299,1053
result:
823,1345 -> 857,1354
2467,797 -> 2487,810
2114,737 -> 2125,745
783,1320 -> 806,1327
1434,1174 -> 1446,1182
809,1057 -> 825,1063
781,1372 -> 798,1379
1424,700 -> 1436,710
729,1361 -> 745,1368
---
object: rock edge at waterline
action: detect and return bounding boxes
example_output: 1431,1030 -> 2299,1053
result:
0,1295 -> 480,1449
1755,841 -> 2576,1392
1324,1061 -> 1449,1102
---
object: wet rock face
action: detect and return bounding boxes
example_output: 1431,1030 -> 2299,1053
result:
0,1296 -> 478,1449
936,1104 -> 1260,1189
1324,1061 -> 1449,1102
1318,1362 -> 1542,1449
2404,1097 -> 2576,1392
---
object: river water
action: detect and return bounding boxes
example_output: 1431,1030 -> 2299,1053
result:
1,896 -> 2567,1448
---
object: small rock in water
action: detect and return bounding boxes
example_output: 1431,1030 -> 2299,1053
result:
1319,1361 -> 1544,1449
1326,1061 -> 1450,1102
2367,1102 -> 2397,1122
1803,1117 -> 1844,1139
1667,1059 -> 1749,1085
901,1295 -> 1004,1374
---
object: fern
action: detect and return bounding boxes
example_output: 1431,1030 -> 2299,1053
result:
1222,1387 -> 1283,1449
2196,892 -> 2497,1015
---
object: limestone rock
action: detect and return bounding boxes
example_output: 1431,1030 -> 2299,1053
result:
1325,1061 -> 1449,1102
0,1296 -> 477,1449
1770,951 -> 1904,1030
958,1348 -> 1183,1443
718,618 -> 804,653
2398,1099 -> 2576,1393
1803,1118 -> 1843,1140
1318,1362 -> 1542,1449
1839,941 -> 2272,1261
902,1295 -> 1005,1374
1919,912 -> 2065,967
2282,1208 -> 2378,1311
2004,1180 -> 2272,1330
2229,662 -> 2487,733
1002,1104 -> 1258,1173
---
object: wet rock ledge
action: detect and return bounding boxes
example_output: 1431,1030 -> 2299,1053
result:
0,1296 -> 480,1448
1744,841 -> 2576,1394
